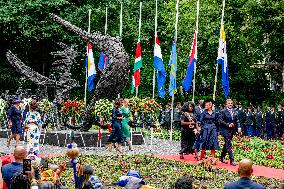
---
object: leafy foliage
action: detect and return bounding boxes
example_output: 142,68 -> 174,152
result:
0,0 -> 283,104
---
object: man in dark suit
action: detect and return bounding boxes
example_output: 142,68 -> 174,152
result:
224,159 -> 265,189
218,99 -> 240,166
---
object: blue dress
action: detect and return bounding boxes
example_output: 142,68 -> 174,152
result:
198,110 -> 220,150
8,105 -> 22,134
107,107 -> 124,143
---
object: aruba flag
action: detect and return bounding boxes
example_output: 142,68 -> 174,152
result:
168,35 -> 177,97
182,31 -> 197,92
87,42 -> 96,92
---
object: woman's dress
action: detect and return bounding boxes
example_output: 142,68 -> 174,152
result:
198,110 -> 220,150
180,112 -> 197,154
8,105 -> 22,134
121,106 -> 131,138
24,111 -> 42,154
107,108 -> 124,143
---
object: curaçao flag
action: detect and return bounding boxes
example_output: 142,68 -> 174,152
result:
87,42 -> 96,92
154,34 -> 166,98
131,37 -> 142,94
98,52 -> 108,73
168,35 -> 177,97
217,24 -> 229,98
182,31 -> 197,92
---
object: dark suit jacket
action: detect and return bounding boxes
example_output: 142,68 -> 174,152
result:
219,108 -> 240,130
224,177 -> 265,189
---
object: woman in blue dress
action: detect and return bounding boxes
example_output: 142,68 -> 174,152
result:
106,99 -> 124,153
7,98 -> 23,147
198,100 -> 220,164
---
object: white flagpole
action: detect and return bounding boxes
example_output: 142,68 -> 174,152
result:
152,0 -> 158,99
105,7 -> 108,35
213,0 -> 226,101
118,3 -> 123,99
136,2 -> 142,98
192,0 -> 200,103
120,2 -> 123,37
84,9 -> 91,105
170,0 -> 179,141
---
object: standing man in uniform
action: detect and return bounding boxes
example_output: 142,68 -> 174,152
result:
255,107 -> 263,138
266,106 -> 276,140
236,102 -> 246,136
218,99 -> 240,166
277,103 -> 284,139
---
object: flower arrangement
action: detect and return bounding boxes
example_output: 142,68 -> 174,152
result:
92,99 -> 113,121
61,100 -> 84,117
129,98 -> 160,115
60,99 -> 84,126
39,99 -> 52,113
0,99 -> 7,125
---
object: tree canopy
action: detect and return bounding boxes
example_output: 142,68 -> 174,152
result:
0,0 -> 283,106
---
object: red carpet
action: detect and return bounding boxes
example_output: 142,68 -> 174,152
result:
156,154 -> 284,181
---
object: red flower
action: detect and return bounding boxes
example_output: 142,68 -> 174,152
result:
266,154 -> 274,159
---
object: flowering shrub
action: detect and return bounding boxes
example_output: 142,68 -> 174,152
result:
39,99 -> 52,113
0,99 -> 7,125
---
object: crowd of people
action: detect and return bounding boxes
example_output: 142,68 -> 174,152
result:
159,100 -> 284,141
173,99 -> 284,165
1,95 -> 284,188
0,146 -> 274,188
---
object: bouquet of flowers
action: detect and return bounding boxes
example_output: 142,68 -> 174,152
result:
39,99 -> 52,113
92,99 -> 113,120
142,98 -> 160,114
61,100 -> 84,117
129,97 -> 143,113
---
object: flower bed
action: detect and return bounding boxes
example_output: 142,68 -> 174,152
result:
144,129 -> 284,169
51,155 -> 282,189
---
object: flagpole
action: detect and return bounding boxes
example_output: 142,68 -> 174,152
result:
118,2 -> 123,99
84,9 -> 91,105
170,0 -> 179,141
136,2 -> 142,98
105,7 -> 108,35
213,0 -> 225,101
120,2 -> 123,37
152,0 -> 158,99
192,0 -> 200,103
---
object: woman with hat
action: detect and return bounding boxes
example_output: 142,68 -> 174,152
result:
24,101 -> 42,155
198,99 -> 220,164
7,98 -> 23,147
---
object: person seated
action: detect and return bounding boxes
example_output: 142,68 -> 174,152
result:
174,176 -> 193,189
1,146 -> 27,189
224,159 -> 265,189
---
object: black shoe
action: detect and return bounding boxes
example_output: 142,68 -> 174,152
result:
230,161 -> 237,166
220,157 -> 228,164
